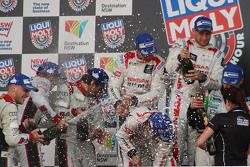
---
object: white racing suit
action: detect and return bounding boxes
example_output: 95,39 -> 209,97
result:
0,95 -> 32,167
54,81 -> 104,167
108,51 -> 165,115
15,76 -> 61,167
116,107 -> 176,167
108,51 -> 166,166
165,39 -> 224,165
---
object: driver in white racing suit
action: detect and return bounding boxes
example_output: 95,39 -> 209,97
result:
108,32 -> 165,121
54,68 -> 109,167
15,62 -> 67,167
165,16 -> 224,165
116,107 -> 176,166
0,73 -> 44,167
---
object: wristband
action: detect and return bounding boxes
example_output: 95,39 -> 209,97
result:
29,133 -> 34,141
127,149 -> 137,158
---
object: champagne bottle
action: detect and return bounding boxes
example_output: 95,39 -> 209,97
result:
42,125 -> 62,142
180,58 -> 195,84
194,87 -> 208,133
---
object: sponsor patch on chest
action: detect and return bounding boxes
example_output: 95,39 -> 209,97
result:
190,53 -> 197,61
144,64 -> 154,74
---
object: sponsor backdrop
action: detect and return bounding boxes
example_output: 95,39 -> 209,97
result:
1,0 -> 249,166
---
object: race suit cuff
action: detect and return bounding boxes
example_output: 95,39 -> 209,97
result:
70,108 -> 78,117
199,73 -> 207,83
114,100 -> 122,109
38,105 -> 48,112
29,133 -> 34,141
127,149 -> 137,159
52,114 -> 63,124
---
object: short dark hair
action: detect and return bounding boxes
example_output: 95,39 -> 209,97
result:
81,74 -> 98,86
222,87 -> 248,111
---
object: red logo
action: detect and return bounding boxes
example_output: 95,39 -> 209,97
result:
30,58 -> 48,72
0,22 -> 13,37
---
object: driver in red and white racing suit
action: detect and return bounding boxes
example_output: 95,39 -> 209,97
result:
108,33 -> 165,120
116,107 -> 176,167
165,16 -> 224,165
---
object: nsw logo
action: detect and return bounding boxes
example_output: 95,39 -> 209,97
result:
101,19 -> 125,49
29,20 -> 53,50
68,0 -> 90,12
30,58 -> 48,72
0,58 -> 15,88
0,0 -> 17,13
0,21 -> 13,37
65,20 -> 88,38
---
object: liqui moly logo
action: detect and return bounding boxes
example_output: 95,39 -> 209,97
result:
29,20 -> 53,50
63,58 -> 87,82
161,0 -> 244,65
101,19 -> 125,49
0,0 -> 17,13
30,58 -> 48,72
68,0 -> 90,12
0,22 -> 13,37
0,58 -> 15,88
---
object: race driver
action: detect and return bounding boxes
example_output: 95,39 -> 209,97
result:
108,32 -> 165,122
0,73 -> 44,167
54,67 -> 109,167
15,62 -> 68,167
165,16 -> 224,165
116,107 -> 176,167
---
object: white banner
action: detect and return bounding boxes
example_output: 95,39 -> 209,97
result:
96,0 -> 132,16
21,54 -> 58,77
0,17 -> 23,54
23,0 -> 60,17
58,16 -> 95,53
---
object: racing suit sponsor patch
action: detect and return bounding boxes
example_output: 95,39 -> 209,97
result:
144,64 -> 154,74
190,53 -> 197,61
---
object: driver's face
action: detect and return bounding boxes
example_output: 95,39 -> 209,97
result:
194,30 -> 212,47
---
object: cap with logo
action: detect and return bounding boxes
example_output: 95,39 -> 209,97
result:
37,62 -> 61,76
87,68 -> 109,89
222,64 -> 243,86
194,16 -> 213,32
135,33 -> 157,56
8,73 -> 38,92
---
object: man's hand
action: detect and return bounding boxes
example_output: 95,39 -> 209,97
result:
185,70 -> 204,81
30,129 -> 44,143
131,155 -> 142,166
180,46 -> 189,59
123,95 -> 133,107
89,128 -> 103,141
23,118 -> 36,129
116,103 -> 129,118
191,97 -> 205,109
56,118 -> 68,130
